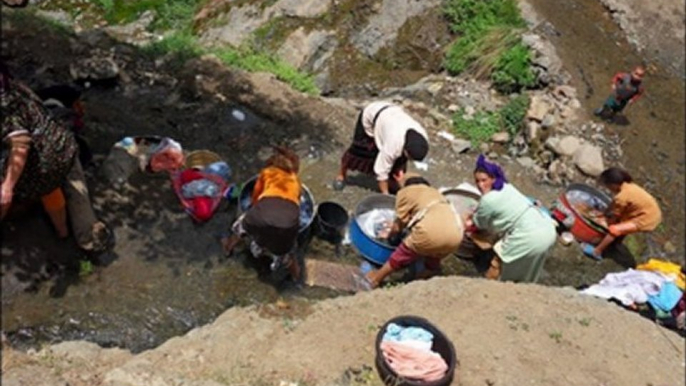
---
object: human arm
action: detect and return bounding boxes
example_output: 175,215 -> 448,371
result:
628,86 -> 644,105
251,171 -> 266,204
374,150 -> 398,195
1,133 -> 31,219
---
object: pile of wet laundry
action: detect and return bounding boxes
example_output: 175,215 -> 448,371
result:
580,259 -> 686,335
175,161 -> 231,222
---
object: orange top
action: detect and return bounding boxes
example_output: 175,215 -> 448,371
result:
611,182 -> 662,231
252,166 -> 300,205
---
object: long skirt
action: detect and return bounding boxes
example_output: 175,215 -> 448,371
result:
242,197 -> 299,256
340,111 -> 408,178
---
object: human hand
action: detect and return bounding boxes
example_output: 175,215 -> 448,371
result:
0,181 -> 14,219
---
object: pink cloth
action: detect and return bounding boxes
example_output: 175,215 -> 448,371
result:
380,340 -> 448,382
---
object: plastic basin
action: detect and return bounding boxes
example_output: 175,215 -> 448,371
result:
349,194 -> 396,265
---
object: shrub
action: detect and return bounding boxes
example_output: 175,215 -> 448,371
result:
491,43 -> 536,94
451,94 -> 530,144
444,0 -> 534,93
499,94 -> 530,136
451,110 -> 500,145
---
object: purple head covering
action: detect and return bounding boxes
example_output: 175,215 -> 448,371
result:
475,154 -> 507,191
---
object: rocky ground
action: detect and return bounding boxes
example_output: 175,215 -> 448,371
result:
1,0 -> 685,384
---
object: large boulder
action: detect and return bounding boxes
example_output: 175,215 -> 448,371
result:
573,144 -> 605,176
277,28 -> 337,71
546,135 -> 581,157
352,0 -> 442,58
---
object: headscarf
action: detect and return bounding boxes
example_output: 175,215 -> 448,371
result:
475,154 -> 507,191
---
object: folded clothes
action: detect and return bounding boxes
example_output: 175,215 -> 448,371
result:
382,323 -> 434,344
648,281 -> 683,313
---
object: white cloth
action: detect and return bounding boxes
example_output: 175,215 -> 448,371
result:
357,208 -> 396,238
581,269 -> 672,306
361,102 -> 428,181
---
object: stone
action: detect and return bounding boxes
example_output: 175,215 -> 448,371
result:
352,0 -> 442,57
554,85 -> 576,99
479,142 -> 490,153
527,94 -> 551,121
663,241 -> 677,254
569,98 -> 582,109
273,0 -> 332,18
36,10 -> 73,26
573,144 -> 605,177
277,28 -> 337,70
548,135 -> 581,157
526,121 -> 540,142
491,132 -> 510,144
464,105 -> 476,117
450,139 -> 472,154
69,55 -> 119,80
105,11 -> 156,46
516,156 -> 535,168
541,114 -> 556,129
427,83 -> 443,96
447,104 -> 459,113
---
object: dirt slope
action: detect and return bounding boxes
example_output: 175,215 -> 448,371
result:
3,277 -> 684,386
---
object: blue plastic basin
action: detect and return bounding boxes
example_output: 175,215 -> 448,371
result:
349,194 -> 396,266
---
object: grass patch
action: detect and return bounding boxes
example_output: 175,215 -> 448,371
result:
444,0 -> 535,93
93,0 -> 201,30
451,94 -> 530,144
142,32 -> 319,95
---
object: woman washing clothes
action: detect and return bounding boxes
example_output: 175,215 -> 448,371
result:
222,147 -> 302,281
365,173 -> 464,288
581,167 -> 662,260
334,101 -> 429,195
1,64 -> 111,256
465,155 -> 556,283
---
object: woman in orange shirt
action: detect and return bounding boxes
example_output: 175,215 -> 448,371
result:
582,167 -> 662,260
222,147 -> 302,280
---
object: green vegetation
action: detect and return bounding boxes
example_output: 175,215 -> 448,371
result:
60,0 -> 319,94
79,260 -> 94,277
548,331 -> 563,344
444,0 -> 535,93
92,0 -> 199,30
451,94 -> 530,144
499,94 -> 530,136
143,31 -> 319,94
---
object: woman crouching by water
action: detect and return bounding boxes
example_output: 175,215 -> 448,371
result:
466,155 -> 557,283
581,167 -> 662,260
222,147 -> 302,281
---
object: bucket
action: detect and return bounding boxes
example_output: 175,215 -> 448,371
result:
315,201 -> 349,243
375,315 -> 457,386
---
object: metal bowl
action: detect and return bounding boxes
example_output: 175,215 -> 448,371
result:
238,175 -> 315,233
349,194 -> 396,266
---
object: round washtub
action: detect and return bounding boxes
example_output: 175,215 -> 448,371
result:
442,188 -> 481,259
238,175 -> 315,235
551,183 -> 611,245
375,315 -> 457,386
349,194 -> 396,266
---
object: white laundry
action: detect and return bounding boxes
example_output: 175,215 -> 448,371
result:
357,209 -> 396,238
581,269 -> 673,306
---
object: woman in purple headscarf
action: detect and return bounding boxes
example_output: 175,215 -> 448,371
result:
466,154 -> 556,283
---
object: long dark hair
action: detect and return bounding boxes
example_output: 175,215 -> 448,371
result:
599,167 -> 633,185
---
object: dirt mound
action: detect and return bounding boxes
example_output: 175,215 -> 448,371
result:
3,277 -> 684,386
